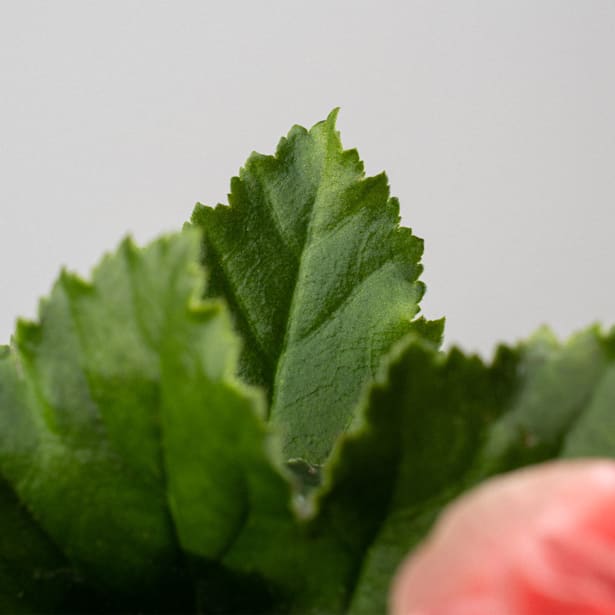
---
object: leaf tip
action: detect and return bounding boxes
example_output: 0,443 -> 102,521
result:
326,107 -> 341,126
309,108 -> 342,142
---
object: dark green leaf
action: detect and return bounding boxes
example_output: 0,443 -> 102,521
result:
191,111 -> 441,464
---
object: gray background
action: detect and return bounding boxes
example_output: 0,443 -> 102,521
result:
1,1 -> 614,357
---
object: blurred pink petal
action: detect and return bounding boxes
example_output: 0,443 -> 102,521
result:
390,460 -> 615,615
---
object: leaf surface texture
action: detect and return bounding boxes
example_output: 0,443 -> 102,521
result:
191,111 -> 439,463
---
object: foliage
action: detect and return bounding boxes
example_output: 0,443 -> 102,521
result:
1,114 -> 612,614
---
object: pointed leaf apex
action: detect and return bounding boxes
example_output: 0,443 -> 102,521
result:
326,107 -> 341,125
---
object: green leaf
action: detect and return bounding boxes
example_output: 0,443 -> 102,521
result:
191,110 -> 441,464
0,231 -> 290,611
313,327 -> 615,614
0,229 -> 377,614
0,234 -> 209,609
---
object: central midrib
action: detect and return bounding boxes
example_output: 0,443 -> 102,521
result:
267,133 -> 332,424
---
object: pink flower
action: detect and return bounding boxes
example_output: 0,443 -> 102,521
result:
390,460 -> 615,615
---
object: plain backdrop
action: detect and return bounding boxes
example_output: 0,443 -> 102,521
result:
1,1 -> 614,357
